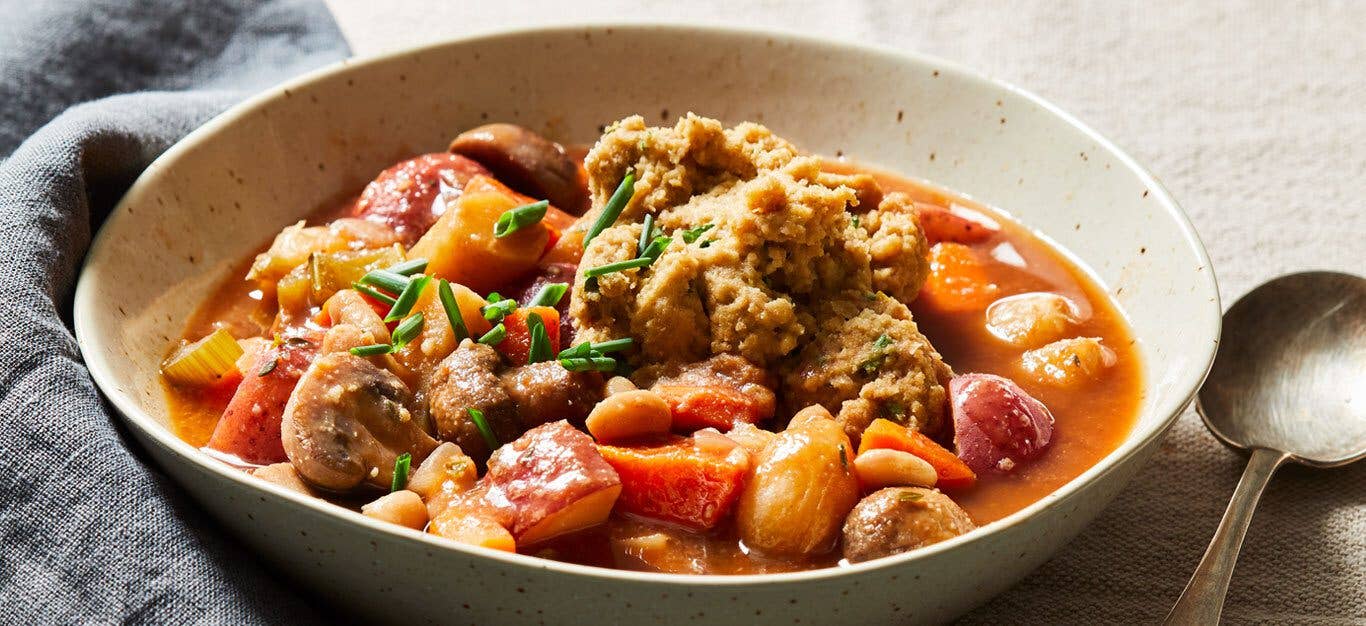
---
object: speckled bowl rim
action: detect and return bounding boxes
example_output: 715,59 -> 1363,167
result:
74,22 -> 1221,588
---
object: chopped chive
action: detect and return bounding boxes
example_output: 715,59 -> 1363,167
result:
638,236 -> 672,261
467,407 -> 499,451
481,298 -> 517,322
557,342 -> 593,359
527,313 -> 551,364
486,292 -> 503,303
583,256 -> 654,278
638,213 -> 655,256
681,223 -> 714,244
583,168 -> 635,248
390,452 -> 411,492
527,283 -> 568,308
493,200 -> 549,238
359,269 -> 409,295
354,282 -> 397,306
478,323 -> 506,345
851,215 -> 861,229
591,338 -> 634,353
388,258 -> 428,276
350,343 -> 392,357
384,275 -> 430,323
558,356 -> 618,372
437,279 -> 469,342
390,312 -> 424,351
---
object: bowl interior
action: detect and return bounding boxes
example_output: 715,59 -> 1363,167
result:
75,24 -> 1218,573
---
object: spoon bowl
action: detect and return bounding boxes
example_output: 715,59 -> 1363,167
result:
1198,271 -> 1366,466
1167,271 -> 1366,624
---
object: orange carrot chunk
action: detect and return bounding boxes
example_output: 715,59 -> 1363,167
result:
653,385 -> 769,432
597,435 -> 750,531
918,242 -> 1001,314
495,306 -> 561,366
858,418 -> 977,490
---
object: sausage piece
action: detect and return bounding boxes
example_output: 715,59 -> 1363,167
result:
425,341 -> 522,460
841,487 -> 975,563
498,361 -> 603,428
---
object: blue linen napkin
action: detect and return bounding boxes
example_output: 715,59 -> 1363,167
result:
0,1 -> 348,622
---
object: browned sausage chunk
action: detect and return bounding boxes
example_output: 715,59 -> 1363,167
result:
841,487 -> 975,563
498,362 -> 603,428
449,123 -> 590,214
426,341 -> 521,460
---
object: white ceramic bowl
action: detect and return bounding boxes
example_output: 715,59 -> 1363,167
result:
74,24 -> 1220,624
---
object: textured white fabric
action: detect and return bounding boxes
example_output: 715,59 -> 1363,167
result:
327,1 -> 1366,623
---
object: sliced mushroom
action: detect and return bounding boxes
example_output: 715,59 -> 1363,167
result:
281,352 -> 437,492
449,123 -> 590,214
425,341 -> 522,460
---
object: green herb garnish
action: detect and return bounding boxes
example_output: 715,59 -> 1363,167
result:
354,282 -> 397,306
590,338 -> 633,353
437,279 -> 469,342
527,283 -> 568,308
858,333 -> 894,375
467,407 -> 499,451
583,168 -> 635,248
851,215 -> 861,229
390,312 -> 424,351
349,344 -> 392,357
583,256 -> 655,278
838,444 -> 848,470
527,313 -> 551,364
638,236 -> 672,261
358,269 -> 409,295
482,298 -> 517,322
681,223 -> 714,244
478,323 -> 506,345
390,452 -> 411,492
493,200 -> 549,238
388,258 -> 428,276
638,213 -> 656,256
559,356 -> 618,372
384,275 -> 430,323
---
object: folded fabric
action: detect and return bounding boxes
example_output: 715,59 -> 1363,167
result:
0,1 -> 347,622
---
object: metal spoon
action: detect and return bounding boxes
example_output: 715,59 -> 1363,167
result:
1165,271 -> 1366,625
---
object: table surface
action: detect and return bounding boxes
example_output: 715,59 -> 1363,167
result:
325,2 -> 1365,623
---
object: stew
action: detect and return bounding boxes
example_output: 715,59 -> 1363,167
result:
162,114 -> 1141,574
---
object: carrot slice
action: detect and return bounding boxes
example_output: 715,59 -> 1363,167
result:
495,306 -> 561,366
652,385 -> 769,432
597,435 -> 749,530
858,418 -> 977,490
918,242 -> 1001,313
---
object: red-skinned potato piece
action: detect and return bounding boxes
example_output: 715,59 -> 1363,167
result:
597,434 -> 750,531
409,175 -> 567,293
916,204 -> 1000,245
949,373 -> 1054,473
495,306 -> 561,366
858,418 -> 977,490
207,332 -> 319,464
482,421 -> 621,545
353,153 -> 491,245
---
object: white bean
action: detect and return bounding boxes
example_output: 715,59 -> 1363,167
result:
854,448 -> 938,489
361,490 -> 428,530
586,389 -> 672,443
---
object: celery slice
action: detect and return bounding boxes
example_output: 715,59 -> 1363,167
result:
161,328 -> 244,387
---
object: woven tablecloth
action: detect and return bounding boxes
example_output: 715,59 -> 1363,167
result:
325,1 -> 1366,623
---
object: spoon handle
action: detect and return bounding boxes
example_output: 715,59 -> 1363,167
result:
1164,447 -> 1289,625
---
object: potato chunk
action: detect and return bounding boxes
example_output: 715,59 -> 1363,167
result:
985,292 -> 1081,348
1021,337 -> 1116,387
735,408 -> 859,557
